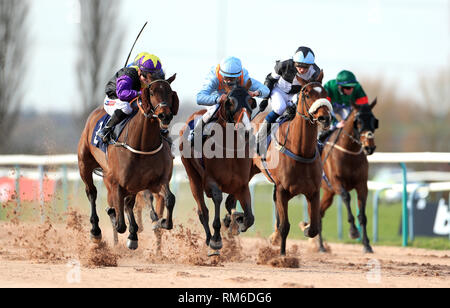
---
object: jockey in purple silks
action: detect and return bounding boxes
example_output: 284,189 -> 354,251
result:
97,52 -> 165,142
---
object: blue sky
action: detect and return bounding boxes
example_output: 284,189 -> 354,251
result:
27,0 -> 449,113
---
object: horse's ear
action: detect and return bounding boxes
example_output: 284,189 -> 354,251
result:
370,97 -> 377,110
245,78 -> 252,90
315,70 -> 324,84
171,91 -> 179,116
166,73 -> 176,84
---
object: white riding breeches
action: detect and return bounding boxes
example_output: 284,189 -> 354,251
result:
201,104 -> 221,123
269,86 -> 297,115
103,96 -> 134,116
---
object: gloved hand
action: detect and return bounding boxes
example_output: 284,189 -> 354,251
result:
259,99 -> 269,113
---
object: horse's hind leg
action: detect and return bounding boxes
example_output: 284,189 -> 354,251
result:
223,194 -> 236,228
124,194 -> 139,250
356,184 -> 373,253
234,186 -> 255,233
340,188 -> 360,239
269,185 -> 282,246
274,186 -> 291,256
303,190 -> 321,239
160,184 -> 175,230
78,157 -> 101,242
316,188 -> 336,253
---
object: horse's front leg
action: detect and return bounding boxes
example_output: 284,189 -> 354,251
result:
340,188 -> 360,239
124,194 -> 139,250
209,182 -> 223,251
356,184 -> 373,253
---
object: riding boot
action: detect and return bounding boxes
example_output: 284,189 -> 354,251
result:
256,120 -> 272,157
97,109 -> 128,143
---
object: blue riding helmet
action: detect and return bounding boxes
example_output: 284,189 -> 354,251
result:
292,46 -> 315,65
219,56 -> 243,78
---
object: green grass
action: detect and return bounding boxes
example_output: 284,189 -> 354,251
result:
1,180 -> 449,251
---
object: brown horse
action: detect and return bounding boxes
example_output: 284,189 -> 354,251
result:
251,76 -> 333,255
77,75 -> 179,250
180,81 -> 256,255
317,99 -> 378,253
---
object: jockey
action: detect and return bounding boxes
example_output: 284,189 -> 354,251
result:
189,56 -> 270,144
318,70 -> 369,144
256,46 -> 323,151
97,52 -> 165,142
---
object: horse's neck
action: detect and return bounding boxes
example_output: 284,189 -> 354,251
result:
338,113 -> 361,152
128,114 -> 161,151
285,111 -> 318,158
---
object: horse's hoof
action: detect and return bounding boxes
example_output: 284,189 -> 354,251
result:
90,232 -> 102,243
349,228 -> 360,240
208,250 -> 220,257
303,227 -> 318,238
319,246 -> 328,253
209,239 -> 223,250
364,246 -> 374,254
269,232 -> 281,246
127,240 -> 138,250
160,219 -> 173,230
299,221 -> 309,231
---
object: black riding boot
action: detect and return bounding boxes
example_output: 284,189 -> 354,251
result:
97,109 -> 128,142
256,120 -> 272,157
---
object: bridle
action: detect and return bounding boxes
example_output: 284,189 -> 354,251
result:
296,82 -> 327,125
136,79 -> 172,119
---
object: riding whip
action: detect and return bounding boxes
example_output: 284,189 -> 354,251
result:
124,21 -> 149,68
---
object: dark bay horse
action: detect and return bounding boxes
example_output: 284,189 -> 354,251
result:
180,81 -> 256,255
77,75 -> 179,250
317,99 -> 378,253
251,76 -> 333,255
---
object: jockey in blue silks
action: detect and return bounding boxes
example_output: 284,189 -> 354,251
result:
189,56 -> 270,144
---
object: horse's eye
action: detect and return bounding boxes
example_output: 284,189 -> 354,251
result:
150,92 -> 154,97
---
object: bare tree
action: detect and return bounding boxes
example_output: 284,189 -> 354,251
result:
0,0 -> 30,152
76,0 -> 124,130
418,67 -> 450,152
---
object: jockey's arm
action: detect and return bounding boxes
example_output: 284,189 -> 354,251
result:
248,77 -> 270,99
116,75 -> 141,102
196,72 -> 222,106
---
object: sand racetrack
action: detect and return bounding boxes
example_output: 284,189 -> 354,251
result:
0,213 -> 449,288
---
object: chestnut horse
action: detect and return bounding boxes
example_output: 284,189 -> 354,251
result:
77,75 -> 179,250
180,81 -> 256,255
251,76 -> 333,255
317,99 -> 378,253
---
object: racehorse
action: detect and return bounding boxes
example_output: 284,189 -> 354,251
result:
251,75 -> 333,255
317,99 -> 378,253
77,75 -> 179,250
180,80 -> 256,255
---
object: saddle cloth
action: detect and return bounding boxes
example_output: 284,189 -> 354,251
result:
91,109 -> 138,153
